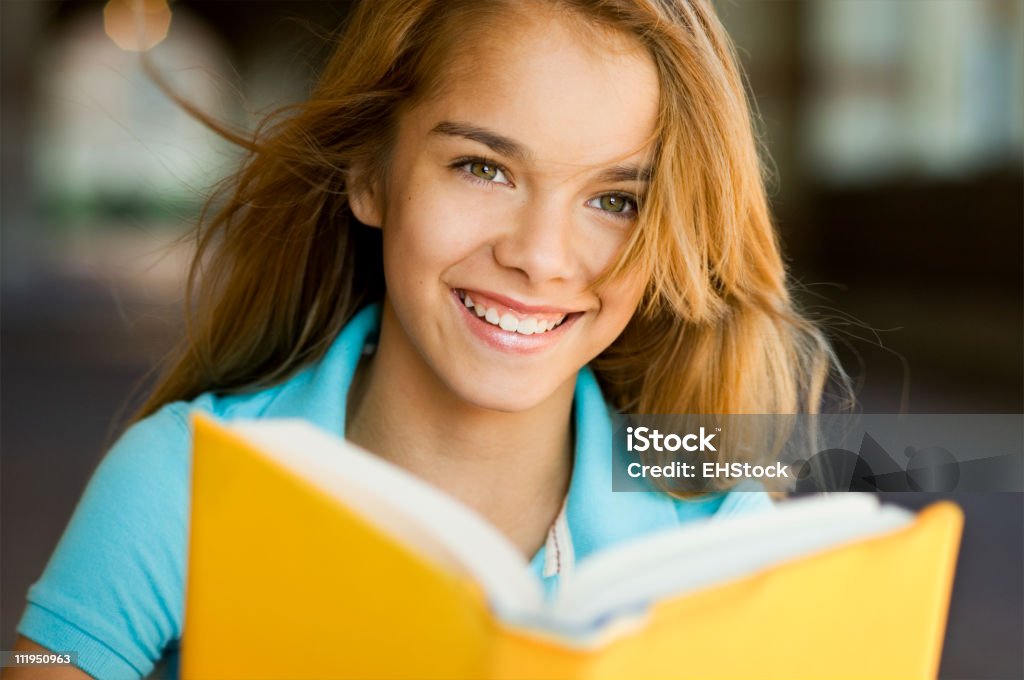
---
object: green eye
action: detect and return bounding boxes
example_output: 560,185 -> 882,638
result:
470,162 -> 499,180
457,160 -> 510,185
598,194 -> 634,213
586,193 -> 638,220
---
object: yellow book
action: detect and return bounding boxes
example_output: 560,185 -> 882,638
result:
182,413 -> 963,680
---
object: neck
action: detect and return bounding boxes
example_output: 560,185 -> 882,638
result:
345,301 -> 575,559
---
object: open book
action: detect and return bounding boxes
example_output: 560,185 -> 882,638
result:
182,413 -> 963,680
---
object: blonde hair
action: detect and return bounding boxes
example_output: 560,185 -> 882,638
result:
134,0 -> 849,441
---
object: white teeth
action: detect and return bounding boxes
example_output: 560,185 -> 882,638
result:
458,290 -> 568,336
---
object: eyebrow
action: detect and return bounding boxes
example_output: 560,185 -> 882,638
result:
430,119 -> 653,183
430,121 -> 529,161
595,165 -> 653,184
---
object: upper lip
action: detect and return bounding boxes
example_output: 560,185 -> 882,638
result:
457,288 -> 580,315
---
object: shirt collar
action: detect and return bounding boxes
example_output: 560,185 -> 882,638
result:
261,302 -> 380,435
562,366 -> 681,564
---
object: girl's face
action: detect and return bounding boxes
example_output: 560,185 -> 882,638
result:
352,12 -> 659,413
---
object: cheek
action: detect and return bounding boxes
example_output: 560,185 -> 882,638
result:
381,174 -> 501,297
387,179 -> 502,269
597,271 -> 646,331
571,216 -> 641,288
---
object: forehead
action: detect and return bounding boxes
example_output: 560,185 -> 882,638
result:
404,10 -> 660,171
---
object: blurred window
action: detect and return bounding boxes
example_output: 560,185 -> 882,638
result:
34,5 -> 237,227
805,0 -> 1023,183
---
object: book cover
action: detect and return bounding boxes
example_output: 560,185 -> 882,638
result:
182,414 -> 963,680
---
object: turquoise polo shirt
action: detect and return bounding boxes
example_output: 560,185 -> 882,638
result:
17,303 -> 772,679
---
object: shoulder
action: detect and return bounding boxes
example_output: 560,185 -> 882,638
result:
61,402 -> 195,530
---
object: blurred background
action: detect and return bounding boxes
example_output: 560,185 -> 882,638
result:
1,0 -> 1021,677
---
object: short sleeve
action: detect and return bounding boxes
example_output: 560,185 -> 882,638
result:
17,404 -> 192,679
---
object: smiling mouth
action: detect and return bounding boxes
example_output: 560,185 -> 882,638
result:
455,289 -> 580,336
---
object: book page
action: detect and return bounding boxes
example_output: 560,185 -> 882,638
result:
548,494 -> 913,633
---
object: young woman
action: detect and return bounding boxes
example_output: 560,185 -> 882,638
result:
12,0 -> 845,677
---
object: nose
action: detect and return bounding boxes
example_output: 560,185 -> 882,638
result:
492,195 -> 577,283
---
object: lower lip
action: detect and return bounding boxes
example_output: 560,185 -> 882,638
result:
451,289 -> 581,355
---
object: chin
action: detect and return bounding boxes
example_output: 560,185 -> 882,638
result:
446,371 -> 566,414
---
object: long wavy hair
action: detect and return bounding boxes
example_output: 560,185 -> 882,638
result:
133,0 -> 850,436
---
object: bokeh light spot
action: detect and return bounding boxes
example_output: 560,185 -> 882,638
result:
103,0 -> 172,52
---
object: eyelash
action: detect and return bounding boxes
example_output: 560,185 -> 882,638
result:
449,155 -> 642,221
